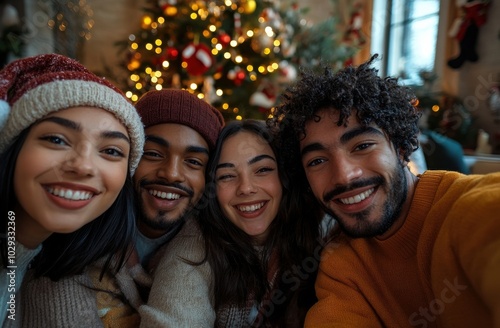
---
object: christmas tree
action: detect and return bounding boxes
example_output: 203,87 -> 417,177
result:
114,0 -> 361,120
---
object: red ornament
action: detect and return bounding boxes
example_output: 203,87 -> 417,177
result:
182,43 -> 213,76
166,47 -> 179,59
218,33 -> 231,47
227,67 -> 246,86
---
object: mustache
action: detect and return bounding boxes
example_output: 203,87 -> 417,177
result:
323,176 -> 384,203
139,179 -> 194,197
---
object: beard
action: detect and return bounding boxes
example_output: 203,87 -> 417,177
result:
322,162 -> 408,238
136,200 -> 193,232
135,178 -> 197,233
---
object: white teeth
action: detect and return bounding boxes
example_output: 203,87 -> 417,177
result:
47,187 -> 93,201
149,189 -> 181,200
237,202 -> 265,212
339,188 -> 374,205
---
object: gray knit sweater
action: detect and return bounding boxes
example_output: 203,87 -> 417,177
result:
1,241 -> 41,328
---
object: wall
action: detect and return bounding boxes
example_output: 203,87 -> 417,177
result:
446,1 -> 500,153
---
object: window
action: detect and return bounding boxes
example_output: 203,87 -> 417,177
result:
371,0 -> 441,86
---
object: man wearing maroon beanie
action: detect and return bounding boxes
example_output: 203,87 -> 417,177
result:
97,89 -> 225,325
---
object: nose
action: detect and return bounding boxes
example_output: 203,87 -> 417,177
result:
62,142 -> 97,177
329,154 -> 363,186
237,173 -> 257,196
157,157 -> 185,183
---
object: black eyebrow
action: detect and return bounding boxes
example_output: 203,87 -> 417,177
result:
38,116 -> 81,131
216,154 -> 276,170
39,116 -> 130,144
301,126 -> 384,158
248,154 -> 276,165
146,135 -> 169,148
340,126 -> 383,144
101,131 -> 130,144
146,135 -> 209,155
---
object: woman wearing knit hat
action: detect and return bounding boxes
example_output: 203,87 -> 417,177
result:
0,53 -> 144,326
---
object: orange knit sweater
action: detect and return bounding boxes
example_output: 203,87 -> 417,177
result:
305,171 -> 500,328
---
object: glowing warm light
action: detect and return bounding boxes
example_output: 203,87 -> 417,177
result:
190,13 -> 198,19
155,39 -> 162,46
230,40 -> 238,47
212,49 -> 219,55
155,47 -> 162,54
198,93 -> 205,99
145,43 -> 153,50
249,74 -> 257,81
272,62 -> 279,69
130,74 -> 139,81
216,89 -> 223,96
131,42 -> 138,50
215,43 -> 222,50
222,103 -> 229,110
151,76 -> 158,83
224,52 -> 231,59
142,16 -> 152,27
157,17 -> 165,24
155,84 -> 162,90
127,60 -> 140,70
263,48 -> 271,55
182,62 -> 188,68
235,55 -> 243,63
131,94 -> 139,102
151,22 -> 158,29
135,82 -> 143,90
236,115 -> 243,120
165,7 -> 177,16
145,67 -> 153,74
209,25 -> 216,32
190,83 -> 198,90
125,91 -> 133,98
225,0 -> 232,6
258,66 -> 265,73
233,108 -> 239,113
273,40 -> 280,47
247,30 -> 254,37
432,105 -> 440,112
162,61 -> 169,68
265,27 -> 274,36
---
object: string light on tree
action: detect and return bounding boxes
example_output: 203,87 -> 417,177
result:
114,0 -> 361,120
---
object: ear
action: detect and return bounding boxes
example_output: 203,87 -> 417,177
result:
397,148 -> 409,167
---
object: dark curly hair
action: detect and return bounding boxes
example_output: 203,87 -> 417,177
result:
268,54 -> 421,190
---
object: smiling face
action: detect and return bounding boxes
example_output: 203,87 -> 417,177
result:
133,123 -> 209,239
300,109 -> 410,238
215,131 -> 282,245
14,106 -> 130,248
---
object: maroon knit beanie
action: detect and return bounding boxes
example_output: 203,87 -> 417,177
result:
136,89 -> 224,149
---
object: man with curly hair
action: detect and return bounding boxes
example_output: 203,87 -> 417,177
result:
269,55 -> 500,327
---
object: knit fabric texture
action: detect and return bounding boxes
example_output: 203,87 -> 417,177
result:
135,89 -> 224,149
0,53 -> 144,175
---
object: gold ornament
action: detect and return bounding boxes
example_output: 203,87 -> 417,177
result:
242,0 -> 256,14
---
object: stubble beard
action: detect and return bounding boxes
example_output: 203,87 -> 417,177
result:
323,163 -> 408,239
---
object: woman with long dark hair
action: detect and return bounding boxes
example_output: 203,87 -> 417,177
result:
141,120 -> 334,327
0,53 -> 144,326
